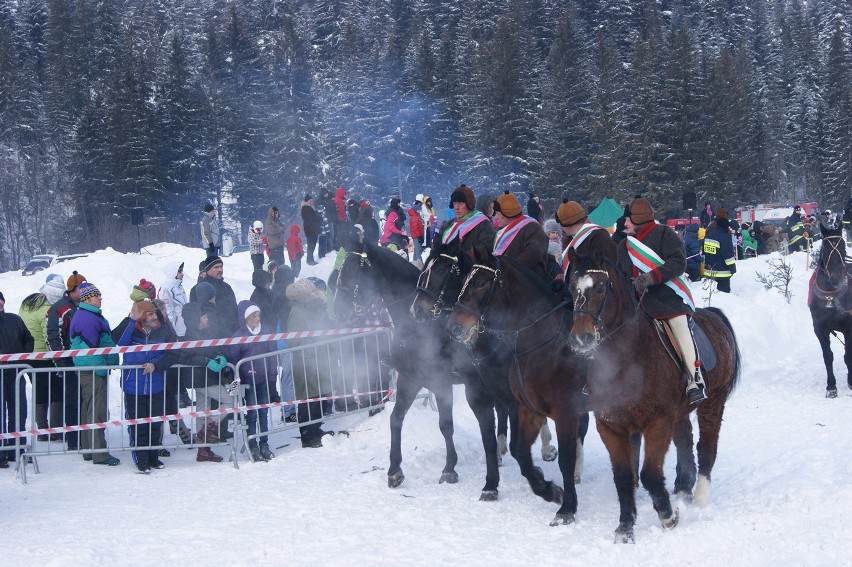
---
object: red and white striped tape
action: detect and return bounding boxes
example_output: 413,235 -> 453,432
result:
0,388 -> 395,441
0,327 -> 388,363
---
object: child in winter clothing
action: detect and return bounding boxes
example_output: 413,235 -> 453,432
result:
248,220 -> 265,271
229,301 -> 278,461
286,224 -> 304,277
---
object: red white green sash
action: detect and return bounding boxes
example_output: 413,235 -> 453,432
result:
442,211 -> 489,244
561,223 -> 604,279
494,216 -> 537,256
626,235 -> 695,311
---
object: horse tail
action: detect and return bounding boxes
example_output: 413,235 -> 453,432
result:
704,306 -> 741,399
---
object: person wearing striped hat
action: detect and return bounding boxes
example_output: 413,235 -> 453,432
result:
68,282 -> 122,465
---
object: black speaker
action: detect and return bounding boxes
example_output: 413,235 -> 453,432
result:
682,191 -> 697,211
131,207 -> 144,226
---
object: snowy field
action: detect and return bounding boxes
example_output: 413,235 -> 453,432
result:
1,242 -> 851,566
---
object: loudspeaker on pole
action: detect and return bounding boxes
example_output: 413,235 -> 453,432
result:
131,207 -> 144,226
682,192 -> 697,211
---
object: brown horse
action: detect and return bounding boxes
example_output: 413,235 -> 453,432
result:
444,249 -> 588,526
808,221 -> 852,398
566,242 -> 741,543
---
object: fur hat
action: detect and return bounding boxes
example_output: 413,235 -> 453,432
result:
555,199 -> 587,226
494,191 -> 522,218
286,277 -> 327,303
66,270 -> 86,292
201,256 -> 223,272
628,197 -> 654,224
450,184 -> 476,211
196,281 -> 216,303
78,282 -> 101,302
41,273 -> 66,304
543,219 -> 561,234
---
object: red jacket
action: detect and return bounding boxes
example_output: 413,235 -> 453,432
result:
408,208 -> 424,238
286,225 -> 304,261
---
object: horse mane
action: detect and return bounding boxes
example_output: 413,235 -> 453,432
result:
360,240 -> 421,282
498,255 -> 560,302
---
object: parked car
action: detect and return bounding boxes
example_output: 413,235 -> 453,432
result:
22,254 -> 57,276
21,253 -> 90,276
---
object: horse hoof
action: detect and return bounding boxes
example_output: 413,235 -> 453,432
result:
660,508 -> 679,529
439,471 -> 459,484
549,513 -> 575,527
674,490 -> 694,504
388,471 -> 405,488
542,446 -> 558,462
826,388 -> 838,398
614,526 -> 635,544
479,489 -> 498,502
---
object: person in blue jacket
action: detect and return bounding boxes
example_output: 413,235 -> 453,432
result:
683,223 -> 704,282
230,301 -> 278,462
117,299 -> 177,474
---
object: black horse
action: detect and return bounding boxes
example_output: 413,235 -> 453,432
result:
809,221 -> 852,398
333,239 -> 507,499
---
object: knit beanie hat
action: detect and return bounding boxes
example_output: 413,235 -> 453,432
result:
66,270 -> 86,292
201,256 -> 223,272
78,282 -> 101,302
543,219 -> 561,234
252,269 -> 272,288
196,281 -> 216,304
130,279 -> 157,302
628,197 -> 654,224
41,273 -> 66,304
556,199 -> 587,226
493,191 -> 522,218
450,184 -> 476,210
264,260 -> 278,272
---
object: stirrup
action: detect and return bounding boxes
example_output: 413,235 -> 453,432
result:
686,367 -> 706,404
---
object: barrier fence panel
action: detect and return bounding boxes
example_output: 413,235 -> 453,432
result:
234,330 -> 393,458
1,327 -> 393,482
10,364 -> 239,484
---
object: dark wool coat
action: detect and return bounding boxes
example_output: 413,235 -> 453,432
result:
206,277 -> 240,337
617,223 -> 694,318
301,203 -> 322,238
495,219 -> 549,272
0,311 -> 34,380
438,213 -> 496,262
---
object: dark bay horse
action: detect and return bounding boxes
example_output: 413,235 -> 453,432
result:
566,242 -> 741,543
333,240 -> 506,499
808,221 -> 852,398
411,245 -> 557,465
443,249 -> 589,526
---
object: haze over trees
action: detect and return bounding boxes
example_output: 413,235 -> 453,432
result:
0,0 -> 850,268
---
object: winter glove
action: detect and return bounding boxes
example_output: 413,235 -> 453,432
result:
206,355 -> 227,373
632,272 -> 654,295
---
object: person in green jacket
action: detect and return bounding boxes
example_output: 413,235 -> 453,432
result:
68,282 -> 120,466
18,274 -> 67,440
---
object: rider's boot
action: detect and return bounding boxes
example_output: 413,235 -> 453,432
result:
685,361 -> 707,404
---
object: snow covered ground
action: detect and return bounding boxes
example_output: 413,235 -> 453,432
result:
1,242 -> 851,566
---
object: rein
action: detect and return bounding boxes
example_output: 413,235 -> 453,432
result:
415,254 -> 461,318
813,236 -> 849,308
335,252 -> 372,318
572,266 -> 641,344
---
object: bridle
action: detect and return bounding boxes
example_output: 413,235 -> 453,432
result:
454,262 -> 504,340
415,254 -> 461,318
570,265 -> 638,344
335,252 -> 372,318
813,235 -> 849,307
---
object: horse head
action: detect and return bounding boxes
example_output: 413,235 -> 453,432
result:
566,248 -> 624,355
411,234 -> 472,322
815,226 -> 849,298
446,248 -> 504,347
333,244 -> 375,324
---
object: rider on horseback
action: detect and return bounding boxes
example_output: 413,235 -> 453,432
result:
492,191 -> 549,272
618,196 -> 707,404
439,184 -> 495,262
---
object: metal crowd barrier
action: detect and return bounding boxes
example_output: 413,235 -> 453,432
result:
3,329 -> 393,483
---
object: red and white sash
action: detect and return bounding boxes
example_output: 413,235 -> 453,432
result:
626,236 -> 695,311
494,216 -> 538,256
560,223 -> 605,279
442,211 -> 489,245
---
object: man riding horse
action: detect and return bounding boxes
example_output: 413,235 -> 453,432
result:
439,184 -> 494,262
491,191 -> 549,272
618,196 -> 707,404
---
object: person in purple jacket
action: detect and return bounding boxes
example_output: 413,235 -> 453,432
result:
229,301 -> 277,462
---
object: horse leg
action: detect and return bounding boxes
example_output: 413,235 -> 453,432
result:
495,401 -> 509,460
694,399 -> 727,508
672,414 -> 697,502
639,419 -> 678,530
814,327 -> 838,397
574,412 -> 590,483
463,385 -> 500,500
844,328 -> 852,391
387,379 -> 421,488
629,431 -> 642,488
509,405 -> 563,505
539,419 -> 558,462
434,385 -> 459,485
549,410 -> 579,526
596,420 -> 637,543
